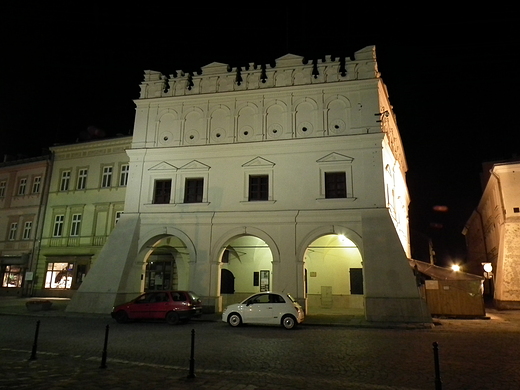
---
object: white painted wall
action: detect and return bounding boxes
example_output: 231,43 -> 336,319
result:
68,47 -> 430,322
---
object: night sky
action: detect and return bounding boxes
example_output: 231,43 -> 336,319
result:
1,5 -> 519,266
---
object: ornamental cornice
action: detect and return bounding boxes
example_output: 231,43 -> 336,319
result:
138,46 -> 379,100
50,137 -> 132,160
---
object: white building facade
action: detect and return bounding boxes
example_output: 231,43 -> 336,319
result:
67,46 -> 430,323
464,160 -> 520,309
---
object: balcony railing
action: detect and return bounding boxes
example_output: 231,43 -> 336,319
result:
46,236 -> 107,247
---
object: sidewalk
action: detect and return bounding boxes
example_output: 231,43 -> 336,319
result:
4,295 -> 520,331
0,296 -> 435,328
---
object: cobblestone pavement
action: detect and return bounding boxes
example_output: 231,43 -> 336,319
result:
1,297 -> 520,389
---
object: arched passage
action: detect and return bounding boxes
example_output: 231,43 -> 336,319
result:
219,235 -> 273,308
304,234 -> 364,315
138,235 -> 192,292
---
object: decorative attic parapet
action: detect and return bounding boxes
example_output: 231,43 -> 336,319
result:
139,46 -> 379,99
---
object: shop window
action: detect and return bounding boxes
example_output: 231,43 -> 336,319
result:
184,178 -> 204,203
45,262 -> 74,289
153,179 -> 172,204
2,265 -> 23,287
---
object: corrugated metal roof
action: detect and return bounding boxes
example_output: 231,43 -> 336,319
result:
409,259 -> 484,281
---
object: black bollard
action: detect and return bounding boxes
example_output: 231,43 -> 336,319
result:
187,329 -> 196,379
29,320 -> 40,361
100,324 -> 109,369
433,341 -> 442,390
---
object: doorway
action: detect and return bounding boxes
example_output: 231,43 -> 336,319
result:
145,253 -> 177,291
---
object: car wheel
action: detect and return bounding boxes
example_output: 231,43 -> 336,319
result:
166,311 -> 180,325
281,315 -> 297,329
114,311 -> 129,324
227,313 -> 242,327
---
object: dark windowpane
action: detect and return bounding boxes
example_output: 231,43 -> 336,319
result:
350,268 -> 364,294
184,178 -> 204,203
154,180 -> 171,204
249,175 -> 268,201
325,172 -> 346,198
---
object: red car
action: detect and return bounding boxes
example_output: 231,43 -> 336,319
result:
111,291 -> 202,325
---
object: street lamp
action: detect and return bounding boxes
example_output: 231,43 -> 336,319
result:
482,262 -> 494,299
451,264 -> 461,272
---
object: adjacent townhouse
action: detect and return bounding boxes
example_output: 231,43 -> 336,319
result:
0,156 -> 51,296
32,137 -> 131,298
463,159 -> 520,309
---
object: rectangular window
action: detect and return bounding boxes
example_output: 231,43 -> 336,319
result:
101,166 -> 113,188
18,178 -> 27,195
8,222 -> 17,241
32,176 -> 41,193
45,262 -> 73,289
2,265 -> 22,288
0,181 -> 6,197
23,221 -> 32,239
248,175 -> 268,201
119,164 -> 129,186
60,171 -> 71,191
53,215 -> 64,237
70,214 -> 82,236
184,178 -> 204,203
77,168 -> 88,190
153,180 -> 172,204
325,172 -> 347,198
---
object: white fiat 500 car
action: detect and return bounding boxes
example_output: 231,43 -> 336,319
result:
222,292 -> 304,329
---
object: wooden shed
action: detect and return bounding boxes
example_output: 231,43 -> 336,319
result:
409,259 -> 486,318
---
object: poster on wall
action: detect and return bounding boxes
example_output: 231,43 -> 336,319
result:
260,270 -> 270,292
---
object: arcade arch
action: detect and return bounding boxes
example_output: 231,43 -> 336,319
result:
138,235 -> 192,292
219,235 -> 273,308
304,234 -> 364,315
